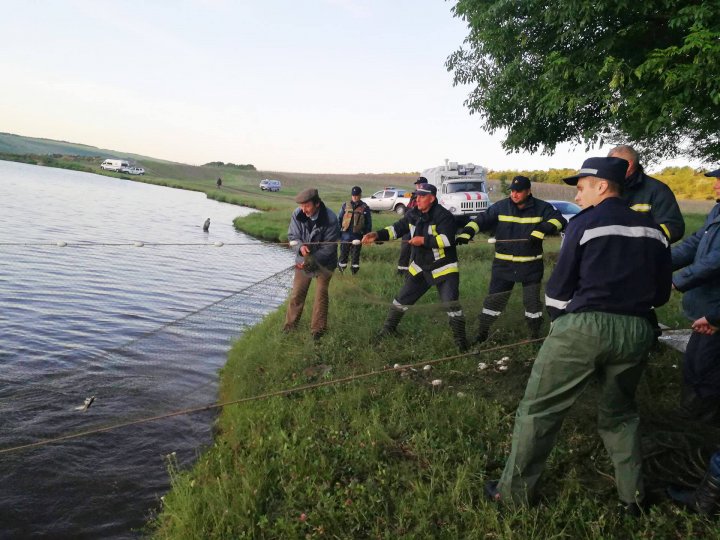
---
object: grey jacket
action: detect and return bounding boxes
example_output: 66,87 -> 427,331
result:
287,202 -> 339,274
672,203 -> 720,325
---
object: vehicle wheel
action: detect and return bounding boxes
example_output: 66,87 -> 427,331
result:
394,204 -> 406,215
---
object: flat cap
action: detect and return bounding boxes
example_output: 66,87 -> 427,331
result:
295,188 -> 319,204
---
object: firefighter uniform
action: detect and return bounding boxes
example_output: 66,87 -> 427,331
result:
375,195 -> 467,351
457,189 -> 565,341
622,166 -> 685,243
493,157 -> 672,507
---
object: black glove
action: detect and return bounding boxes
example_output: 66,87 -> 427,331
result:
455,232 -> 472,245
528,233 -> 543,247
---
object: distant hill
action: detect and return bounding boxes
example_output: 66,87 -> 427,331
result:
0,132 -> 166,162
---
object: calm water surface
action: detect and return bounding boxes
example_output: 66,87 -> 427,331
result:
0,161 -> 292,538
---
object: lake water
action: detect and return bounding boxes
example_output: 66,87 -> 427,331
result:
0,161 -> 293,538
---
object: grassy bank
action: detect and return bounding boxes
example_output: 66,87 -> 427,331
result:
150,202 -> 720,537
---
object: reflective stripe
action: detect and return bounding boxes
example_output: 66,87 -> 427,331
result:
495,253 -> 543,262
351,264 -> 359,268
660,223 -> 670,239
467,221 -> 480,234
579,168 -> 598,175
579,225 -> 669,248
548,218 -> 563,231
630,203 -> 652,212
392,299 -> 409,311
397,266 -> 409,270
530,230 -> 545,240
482,308 -> 501,317
338,263 -> 347,268
385,225 -> 398,240
408,262 -> 423,276
545,295 -> 570,310
525,311 -> 543,319
409,224 -> 416,236
431,262 -> 458,278
429,225 -> 446,259
498,215 -> 543,224
447,310 -> 464,317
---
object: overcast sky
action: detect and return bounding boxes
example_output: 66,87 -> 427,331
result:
0,0 -> 697,173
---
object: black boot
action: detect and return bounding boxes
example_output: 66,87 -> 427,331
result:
668,452 -> 720,515
676,387 -> 720,423
351,266 -> 359,275
475,313 -> 495,345
449,315 -> 468,352
377,308 -> 404,339
526,317 -> 543,340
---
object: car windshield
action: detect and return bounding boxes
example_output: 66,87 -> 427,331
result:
446,181 -> 485,193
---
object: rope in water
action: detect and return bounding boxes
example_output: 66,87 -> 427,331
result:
0,338 -> 544,455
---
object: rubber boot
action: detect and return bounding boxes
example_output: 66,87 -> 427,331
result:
475,313 -> 494,345
526,317 -> 543,340
676,386 -> 720,423
351,266 -> 359,275
668,451 -> 720,515
377,308 -> 404,339
449,315 -> 468,352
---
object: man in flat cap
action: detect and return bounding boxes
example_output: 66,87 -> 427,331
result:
671,167 -> 720,422
456,175 -> 566,343
337,186 -> 372,275
485,157 -> 672,516
362,183 -> 468,351
284,188 -> 340,340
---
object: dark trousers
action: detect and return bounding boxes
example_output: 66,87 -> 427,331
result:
395,272 -> 460,307
478,273 -> 543,338
397,232 -> 411,272
685,331 -> 720,398
338,241 -> 362,271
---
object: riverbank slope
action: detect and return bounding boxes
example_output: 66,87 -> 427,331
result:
150,202 -> 720,537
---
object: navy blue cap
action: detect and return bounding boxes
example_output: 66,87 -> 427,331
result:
413,183 -> 437,196
414,176 -> 428,185
351,186 -> 362,195
510,175 -> 531,191
562,156 -> 629,186
705,169 -> 720,177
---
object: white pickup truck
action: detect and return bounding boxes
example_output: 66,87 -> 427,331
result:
362,188 -> 411,215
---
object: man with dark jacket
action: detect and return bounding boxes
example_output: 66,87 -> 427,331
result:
362,183 -> 468,351
397,177 -> 424,275
671,167 -> 720,422
456,176 -> 566,342
284,188 -> 339,340
608,145 -> 685,243
485,157 -> 672,514
337,186 -> 372,275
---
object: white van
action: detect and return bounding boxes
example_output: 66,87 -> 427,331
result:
259,179 -> 281,192
101,159 -> 131,172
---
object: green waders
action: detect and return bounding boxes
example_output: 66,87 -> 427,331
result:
497,311 -> 655,504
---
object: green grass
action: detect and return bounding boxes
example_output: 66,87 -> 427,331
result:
149,210 -> 720,538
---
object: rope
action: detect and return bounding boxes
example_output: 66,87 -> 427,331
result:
0,338 -> 544,455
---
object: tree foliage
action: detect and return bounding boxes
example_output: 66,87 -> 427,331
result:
447,0 -> 720,162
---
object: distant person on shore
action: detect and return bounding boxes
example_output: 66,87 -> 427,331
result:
337,186 -> 372,275
284,188 -> 339,341
484,157 -> 672,516
670,167 -> 720,423
608,144 -> 684,242
216,177 -> 222,189
397,177 -> 424,275
203,218 -> 210,232
362,183 -> 468,351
